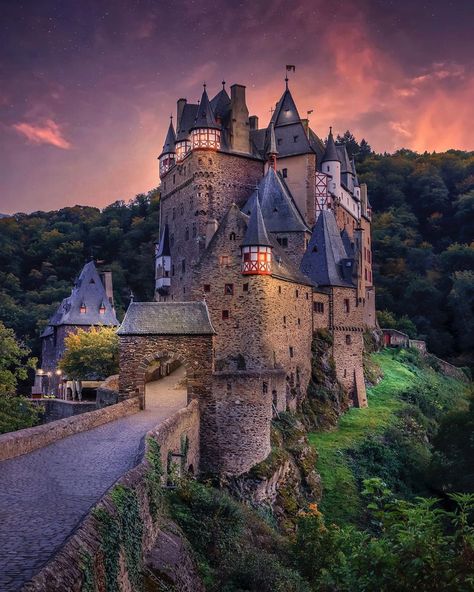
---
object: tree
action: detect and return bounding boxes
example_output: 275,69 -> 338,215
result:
59,327 -> 119,380
0,321 -> 36,396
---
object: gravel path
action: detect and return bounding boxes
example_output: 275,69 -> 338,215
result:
0,368 -> 187,592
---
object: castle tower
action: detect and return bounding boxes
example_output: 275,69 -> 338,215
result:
158,118 -> 176,179
190,85 -> 221,150
241,198 -> 272,275
321,127 -> 341,199
155,224 -> 171,297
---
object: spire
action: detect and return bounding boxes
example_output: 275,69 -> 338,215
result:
321,127 -> 340,163
265,121 -> 278,170
242,196 -> 272,247
161,117 -> 176,156
192,85 -> 219,130
270,85 -> 301,128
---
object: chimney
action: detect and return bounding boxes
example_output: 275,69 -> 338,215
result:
100,271 -> 115,308
177,98 -> 187,128
301,118 -> 310,137
249,115 -> 259,131
230,84 -> 250,153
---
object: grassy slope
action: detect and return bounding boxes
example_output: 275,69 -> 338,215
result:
308,349 -> 467,525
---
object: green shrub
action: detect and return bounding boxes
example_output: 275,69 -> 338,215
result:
0,396 -> 42,434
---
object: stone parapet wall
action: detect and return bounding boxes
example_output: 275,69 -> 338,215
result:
22,400 -> 201,592
0,398 -> 140,462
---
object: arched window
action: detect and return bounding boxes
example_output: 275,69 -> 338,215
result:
229,232 -> 236,241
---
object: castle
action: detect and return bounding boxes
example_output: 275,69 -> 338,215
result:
39,78 -> 376,477
118,78 -> 375,475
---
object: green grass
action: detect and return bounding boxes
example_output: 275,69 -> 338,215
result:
308,349 -> 468,525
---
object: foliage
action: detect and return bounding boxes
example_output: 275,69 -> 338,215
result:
293,483 -> 474,592
145,437 -> 164,520
0,396 -> 42,434
309,349 -> 470,524
168,479 -> 306,591
58,326 -> 119,380
0,194 -> 159,362
93,485 -> 144,592
0,321 -> 36,396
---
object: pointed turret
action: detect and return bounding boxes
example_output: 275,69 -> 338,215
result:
159,117 -> 177,178
241,198 -> 272,275
300,210 -> 354,287
265,121 -> 278,169
352,157 -> 361,200
321,127 -> 341,197
190,85 -> 221,150
321,127 -> 340,163
155,224 -> 172,296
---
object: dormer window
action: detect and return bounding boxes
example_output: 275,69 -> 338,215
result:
99,302 -> 106,314
80,302 -> 87,314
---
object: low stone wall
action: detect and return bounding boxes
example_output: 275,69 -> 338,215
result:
21,400 -> 201,592
0,398 -> 140,462
40,399 -> 97,423
427,354 -> 469,383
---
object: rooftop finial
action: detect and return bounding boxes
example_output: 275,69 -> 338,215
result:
203,82 -> 206,89
222,80 -> 226,89
329,126 -> 333,135
285,75 -> 289,90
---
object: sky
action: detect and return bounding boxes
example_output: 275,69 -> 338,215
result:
0,0 -> 473,214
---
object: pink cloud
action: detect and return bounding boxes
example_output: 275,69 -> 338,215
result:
13,119 -> 71,149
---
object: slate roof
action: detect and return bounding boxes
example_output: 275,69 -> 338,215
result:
271,87 -> 302,127
241,196 -> 272,247
321,128 -> 340,163
192,87 -> 219,130
351,157 -> 360,187
300,210 -> 354,287
156,224 -> 171,257
176,103 -> 198,142
161,120 -> 176,156
337,144 -> 352,173
210,85 -> 231,119
117,301 -> 215,335
242,168 -> 309,233
41,261 -> 119,336
265,121 -> 278,156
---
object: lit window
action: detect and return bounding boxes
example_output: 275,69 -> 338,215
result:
225,284 -> 234,295
99,303 -> 106,314
220,255 -> 230,266
80,302 -> 87,314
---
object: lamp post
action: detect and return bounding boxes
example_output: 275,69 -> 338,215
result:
55,369 -> 62,398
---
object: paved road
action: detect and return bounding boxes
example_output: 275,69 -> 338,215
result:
0,367 -> 187,592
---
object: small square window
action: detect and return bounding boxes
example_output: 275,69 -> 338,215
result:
243,283 -> 249,292
225,283 -> 234,295
277,236 -> 288,248
220,255 -> 230,266
222,310 -> 229,320
345,334 -> 352,345
282,168 -> 288,178
313,302 -> 324,313
204,284 -> 211,293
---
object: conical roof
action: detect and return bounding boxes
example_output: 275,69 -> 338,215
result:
210,84 -> 231,119
192,86 -> 219,130
242,168 -> 308,233
271,87 -> 302,127
265,121 -> 278,156
156,224 -> 171,257
41,261 -> 119,333
300,210 -> 353,287
321,128 -> 340,163
161,119 -> 176,156
242,196 -> 272,247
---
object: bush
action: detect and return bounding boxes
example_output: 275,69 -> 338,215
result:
0,396 -> 42,434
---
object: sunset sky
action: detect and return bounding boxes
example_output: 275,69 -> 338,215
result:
1,0 -> 473,214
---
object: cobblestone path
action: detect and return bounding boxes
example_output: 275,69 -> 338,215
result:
0,367 -> 187,592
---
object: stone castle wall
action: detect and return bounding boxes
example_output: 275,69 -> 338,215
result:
22,401 -> 202,592
159,149 -> 263,300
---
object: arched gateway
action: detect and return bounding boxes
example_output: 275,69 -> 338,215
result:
117,301 -> 215,408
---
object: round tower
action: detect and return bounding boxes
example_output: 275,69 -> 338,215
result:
241,196 -> 272,275
321,127 -> 341,199
190,84 -> 221,151
159,117 -> 176,178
